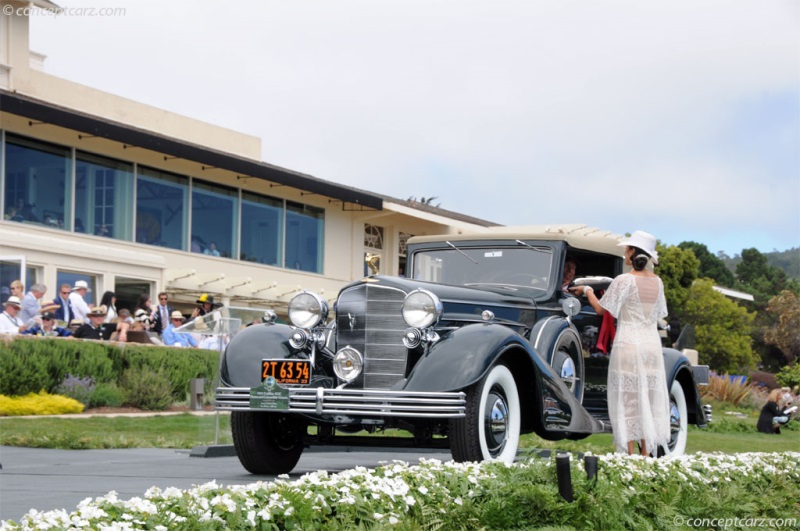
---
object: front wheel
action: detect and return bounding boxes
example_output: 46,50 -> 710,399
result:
231,411 -> 306,474
658,380 -> 688,457
450,364 -> 520,464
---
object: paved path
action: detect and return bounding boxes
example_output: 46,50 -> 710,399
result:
0,445 -> 452,524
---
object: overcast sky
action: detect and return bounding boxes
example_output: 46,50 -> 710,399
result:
29,0 -> 799,256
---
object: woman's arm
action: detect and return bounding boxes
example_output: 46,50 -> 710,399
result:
569,286 -> 605,315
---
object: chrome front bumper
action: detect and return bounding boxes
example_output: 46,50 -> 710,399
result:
215,387 -> 466,418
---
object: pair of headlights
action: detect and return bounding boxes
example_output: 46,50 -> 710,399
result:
287,289 -> 443,331
287,289 -> 443,382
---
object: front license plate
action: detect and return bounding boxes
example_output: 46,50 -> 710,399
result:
261,359 -> 311,385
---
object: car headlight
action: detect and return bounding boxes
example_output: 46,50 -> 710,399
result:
288,291 -> 329,329
333,346 -> 363,382
402,289 -> 443,328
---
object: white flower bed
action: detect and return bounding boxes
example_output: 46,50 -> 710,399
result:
2,452 -> 798,530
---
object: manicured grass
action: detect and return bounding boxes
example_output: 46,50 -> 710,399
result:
0,409 -> 796,453
0,413 -> 232,449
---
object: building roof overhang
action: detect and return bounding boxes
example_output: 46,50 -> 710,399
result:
0,89 -> 383,211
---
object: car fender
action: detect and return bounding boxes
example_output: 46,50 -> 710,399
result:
662,348 -> 707,427
529,316 -> 579,364
401,323 -> 606,436
219,323 -> 295,388
401,323 -> 539,392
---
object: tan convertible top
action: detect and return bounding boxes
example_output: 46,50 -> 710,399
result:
408,224 -> 625,256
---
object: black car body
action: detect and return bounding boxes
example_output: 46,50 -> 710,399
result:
216,226 -> 708,474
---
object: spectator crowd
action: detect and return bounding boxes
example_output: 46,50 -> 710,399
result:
1,279 -> 222,350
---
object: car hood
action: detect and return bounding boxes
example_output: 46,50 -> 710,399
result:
340,275 -> 539,328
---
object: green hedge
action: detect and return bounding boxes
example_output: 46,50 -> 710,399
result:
0,336 -> 219,401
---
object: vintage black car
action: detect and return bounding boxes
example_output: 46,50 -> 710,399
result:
215,225 -> 708,474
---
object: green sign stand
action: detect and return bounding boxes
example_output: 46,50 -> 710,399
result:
250,378 -> 290,410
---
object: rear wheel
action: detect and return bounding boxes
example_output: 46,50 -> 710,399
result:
450,364 -> 520,464
231,411 -> 306,474
656,380 -> 688,457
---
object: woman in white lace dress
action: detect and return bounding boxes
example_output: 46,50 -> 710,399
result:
572,231 -> 670,455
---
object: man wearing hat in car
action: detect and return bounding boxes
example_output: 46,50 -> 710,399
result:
73,306 -> 129,341
0,296 -> 29,335
161,310 -> 198,348
22,311 -> 72,337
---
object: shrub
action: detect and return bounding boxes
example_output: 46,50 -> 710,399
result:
0,336 -> 219,400
698,373 -> 756,406
88,382 -> 126,408
55,374 -> 96,407
0,338 -> 51,396
0,391 -> 84,416
115,345 -> 219,400
776,364 -> 800,391
120,367 -> 173,410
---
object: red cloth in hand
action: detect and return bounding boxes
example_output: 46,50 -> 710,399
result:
596,311 -> 616,354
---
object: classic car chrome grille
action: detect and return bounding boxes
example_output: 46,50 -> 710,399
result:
215,387 -> 466,418
336,283 -> 408,389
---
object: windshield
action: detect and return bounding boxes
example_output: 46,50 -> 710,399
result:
411,244 -> 554,292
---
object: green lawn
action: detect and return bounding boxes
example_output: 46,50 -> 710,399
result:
0,410 -> 796,453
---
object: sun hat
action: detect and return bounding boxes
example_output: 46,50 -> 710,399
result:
3,296 -> 21,308
618,230 -> 659,264
87,306 -> 106,317
72,280 -> 92,292
170,310 -> 185,321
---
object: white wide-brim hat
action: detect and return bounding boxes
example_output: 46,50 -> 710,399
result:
3,295 -> 21,308
618,230 -> 659,264
72,280 -> 92,292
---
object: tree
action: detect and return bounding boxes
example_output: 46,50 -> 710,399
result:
734,248 -> 800,371
684,279 -> 756,373
678,241 -> 735,287
764,290 -> 800,366
656,244 -> 699,321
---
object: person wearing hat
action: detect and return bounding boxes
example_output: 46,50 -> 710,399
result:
22,311 -> 72,337
161,310 -> 198,348
68,280 -> 93,324
73,306 -> 129,341
190,293 -> 222,321
0,296 -> 29,335
570,230 -> 670,456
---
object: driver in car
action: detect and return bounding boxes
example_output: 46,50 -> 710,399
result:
561,255 -> 578,294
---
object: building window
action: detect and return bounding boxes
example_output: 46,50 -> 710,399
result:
191,180 -> 238,258
364,224 -> 384,276
286,201 -> 324,273
241,191 -> 283,266
3,134 -> 72,230
136,167 -> 188,250
75,151 -> 134,239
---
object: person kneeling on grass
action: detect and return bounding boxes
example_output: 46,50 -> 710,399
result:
161,310 -> 198,348
757,388 -> 796,434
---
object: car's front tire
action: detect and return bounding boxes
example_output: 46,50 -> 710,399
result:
450,364 -> 520,464
231,411 -> 306,474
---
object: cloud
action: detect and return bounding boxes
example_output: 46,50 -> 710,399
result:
28,0 -> 800,255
